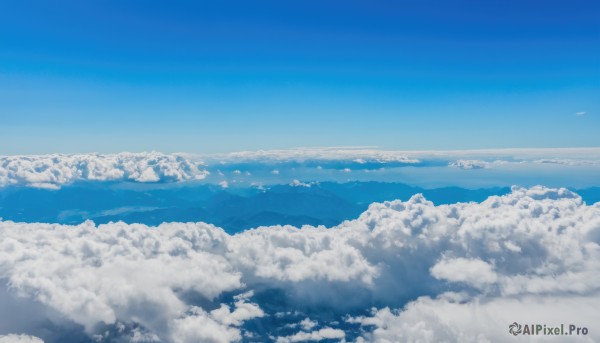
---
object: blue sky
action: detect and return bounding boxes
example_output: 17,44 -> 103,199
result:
1,0 -> 599,154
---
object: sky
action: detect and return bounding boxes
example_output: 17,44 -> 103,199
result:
1,0 -> 599,154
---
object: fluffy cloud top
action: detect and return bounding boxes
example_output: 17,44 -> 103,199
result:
0,152 -> 208,189
0,186 -> 598,342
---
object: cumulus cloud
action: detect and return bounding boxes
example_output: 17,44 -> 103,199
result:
0,152 -> 208,189
0,220 -> 245,341
0,186 -> 599,341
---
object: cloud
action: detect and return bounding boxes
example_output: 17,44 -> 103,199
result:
350,293 -> 599,342
533,158 -> 600,167
299,318 -> 317,331
576,111 -> 586,117
0,152 -> 208,189
289,180 -> 316,188
430,257 -> 497,289
170,293 -> 263,343
212,147 -> 420,164
4,148 -> 600,190
449,159 -> 490,169
0,186 -> 599,341
451,157 -> 600,169
275,327 -> 345,342
0,335 -> 44,343
208,147 -> 600,173
0,220 -> 245,341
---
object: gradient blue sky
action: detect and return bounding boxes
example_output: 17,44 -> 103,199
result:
1,0 -> 599,154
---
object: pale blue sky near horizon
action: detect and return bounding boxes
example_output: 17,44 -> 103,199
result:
1,0 -> 599,154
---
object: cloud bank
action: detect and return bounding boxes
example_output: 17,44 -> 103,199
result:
3,148 -> 600,189
208,147 -> 420,164
0,187 -> 598,341
0,152 -> 208,189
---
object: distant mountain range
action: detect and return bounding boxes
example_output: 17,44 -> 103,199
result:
1,182 -> 598,233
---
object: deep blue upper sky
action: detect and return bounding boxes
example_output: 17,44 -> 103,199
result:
1,0 -> 599,154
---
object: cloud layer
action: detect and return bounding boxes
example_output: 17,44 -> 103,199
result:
0,186 -> 598,342
3,148 -> 600,189
207,147 -> 420,163
0,152 -> 209,189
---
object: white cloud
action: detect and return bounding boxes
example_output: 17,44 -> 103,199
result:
212,147 -> 420,164
533,158 -> 600,167
171,293 -> 264,343
289,180 -> 316,188
130,328 -> 160,343
209,291 -> 264,327
0,186 -> 599,341
206,147 -> 600,167
0,152 -> 208,189
430,257 -> 497,289
276,327 -> 345,342
0,220 -> 244,341
449,159 -> 490,169
576,111 -> 586,117
0,335 -> 44,343
170,307 -> 242,343
4,148 -> 600,190
299,318 -> 317,331
351,293 -> 599,342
